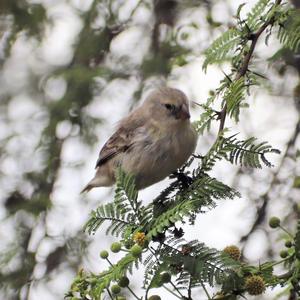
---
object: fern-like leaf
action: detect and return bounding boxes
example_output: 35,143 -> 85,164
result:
84,202 -> 136,236
200,137 -> 233,172
114,168 -> 141,222
160,240 -> 241,287
146,201 -> 194,239
225,135 -> 280,168
146,174 -> 239,239
203,28 -> 241,71
277,9 -> 300,52
200,134 -> 280,172
224,77 -> 247,122
73,253 -> 137,299
193,106 -> 218,134
246,0 -> 271,30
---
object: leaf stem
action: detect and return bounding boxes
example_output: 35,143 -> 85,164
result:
200,280 -> 212,300
107,258 -> 141,300
261,256 -> 292,269
106,288 -> 114,300
148,247 -> 185,298
170,281 -> 185,298
279,225 -> 294,238
127,286 -> 142,300
188,276 -> 193,300
218,0 -> 282,133
106,258 -> 114,267
163,285 -> 182,299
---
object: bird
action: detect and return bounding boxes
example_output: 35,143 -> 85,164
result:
81,87 -> 198,193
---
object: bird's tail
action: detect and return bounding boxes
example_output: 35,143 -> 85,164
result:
80,175 -> 111,194
81,174 -> 101,194
80,184 -> 94,194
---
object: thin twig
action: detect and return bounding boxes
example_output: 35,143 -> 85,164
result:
188,276 -> 193,300
107,258 -> 142,300
218,0 -> 282,133
279,225 -> 294,238
240,117 -> 300,244
163,286 -> 182,299
262,256 -> 292,269
127,286 -> 142,300
200,280 -> 212,300
170,281 -> 185,298
162,242 -> 225,273
147,247 -> 185,299
276,269 -> 294,279
106,288 -> 114,300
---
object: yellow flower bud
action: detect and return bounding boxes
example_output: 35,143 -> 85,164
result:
223,245 -> 241,261
245,275 -> 266,295
133,232 -> 147,247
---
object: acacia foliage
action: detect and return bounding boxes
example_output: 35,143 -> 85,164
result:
67,1 -> 300,299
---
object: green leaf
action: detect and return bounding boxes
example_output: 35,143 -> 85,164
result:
277,9 -> 300,52
246,0 -> 271,31
203,28 -> 241,71
224,77 -> 247,122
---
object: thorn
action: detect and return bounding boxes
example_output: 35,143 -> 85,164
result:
221,70 -> 233,83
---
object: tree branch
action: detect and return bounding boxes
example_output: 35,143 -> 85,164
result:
218,0 -> 282,133
240,116 -> 300,244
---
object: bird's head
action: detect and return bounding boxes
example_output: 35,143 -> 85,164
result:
143,87 -> 191,125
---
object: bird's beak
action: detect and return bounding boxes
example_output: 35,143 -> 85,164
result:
178,104 -> 190,120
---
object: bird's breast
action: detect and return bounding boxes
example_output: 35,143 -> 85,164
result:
120,124 -> 197,189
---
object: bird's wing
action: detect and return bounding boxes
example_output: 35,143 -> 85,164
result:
95,119 -> 143,168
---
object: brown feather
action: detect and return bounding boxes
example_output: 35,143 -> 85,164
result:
95,113 -> 145,168
95,128 -> 132,168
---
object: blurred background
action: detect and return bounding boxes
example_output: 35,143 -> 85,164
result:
0,0 -> 299,299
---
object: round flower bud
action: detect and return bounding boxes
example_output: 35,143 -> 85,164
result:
269,217 -> 280,228
285,240 -> 293,248
111,242 -> 122,253
280,250 -> 288,258
223,245 -> 241,261
118,276 -> 130,287
89,278 -> 97,285
130,244 -> 142,257
160,272 -> 171,283
148,296 -> 161,300
133,232 -> 147,247
100,250 -> 109,259
245,275 -> 266,295
111,284 -> 121,294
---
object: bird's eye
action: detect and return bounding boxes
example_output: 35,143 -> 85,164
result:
165,103 -> 175,110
